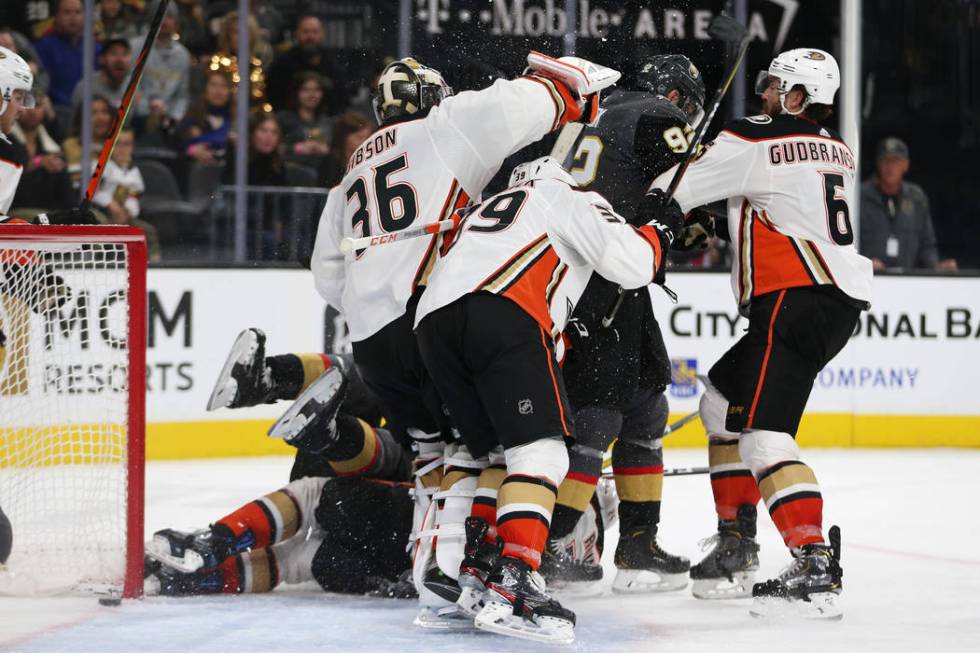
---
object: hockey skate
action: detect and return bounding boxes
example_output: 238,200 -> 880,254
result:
144,561 -> 226,596
144,526 -> 246,573
268,366 -> 348,449
475,556 -> 576,645
456,517 -> 501,616
690,504 -> 760,599
414,561 -> 475,631
206,328 -> 275,411
539,536 -> 604,595
750,526 -> 843,621
613,527 -> 690,593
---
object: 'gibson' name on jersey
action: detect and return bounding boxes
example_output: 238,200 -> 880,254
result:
768,139 -> 855,171
346,129 -> 398,173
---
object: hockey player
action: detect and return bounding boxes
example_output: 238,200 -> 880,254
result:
650,49 -> 871,618
414,157 -> 682,643
544,54 -> 706,594
309,53 -> 619,627
146,368 -> 417,598
0,46 -> 35,222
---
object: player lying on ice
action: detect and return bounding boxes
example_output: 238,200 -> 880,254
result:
145,333 -> 615,599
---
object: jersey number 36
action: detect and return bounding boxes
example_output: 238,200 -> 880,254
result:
345,154 -> 419,257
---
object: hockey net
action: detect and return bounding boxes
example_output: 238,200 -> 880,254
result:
0,225 -> 146,598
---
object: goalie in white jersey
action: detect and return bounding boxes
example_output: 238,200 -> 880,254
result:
414,157 -> 681,643
650,48 -> 872,618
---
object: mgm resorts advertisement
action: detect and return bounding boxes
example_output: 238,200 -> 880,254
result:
10,268 -> 974,456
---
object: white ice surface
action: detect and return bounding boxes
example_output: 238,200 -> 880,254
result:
2,449 -> 979,652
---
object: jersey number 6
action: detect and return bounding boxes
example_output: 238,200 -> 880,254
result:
821,172 -> 853,246
346,154 -> 419,256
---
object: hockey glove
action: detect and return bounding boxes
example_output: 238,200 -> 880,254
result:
672,207 -> 715,251
37,207 -> 100,226
636,189 -> 684,284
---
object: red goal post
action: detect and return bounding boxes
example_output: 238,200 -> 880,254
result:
0,225 -> 146,598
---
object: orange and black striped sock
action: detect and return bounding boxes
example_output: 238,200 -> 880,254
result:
496,475 -> 558,570
267,353 -> 332,400
612,439 -> 664,531
757,460 -> 824,548
215,487 -> 302,550
471,463 -> 507,541
708,438 -> 762,522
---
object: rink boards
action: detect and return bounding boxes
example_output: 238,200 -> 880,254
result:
129,268 -> 980,456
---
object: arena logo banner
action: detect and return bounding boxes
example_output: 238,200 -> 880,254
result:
410,0 -> 815,92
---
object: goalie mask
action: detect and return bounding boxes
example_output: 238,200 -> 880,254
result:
636,54 -> 706,125
0,47 -> 36,120
508,156 -> 576,188
754,48 -> 840,115
372,58 -> 452,125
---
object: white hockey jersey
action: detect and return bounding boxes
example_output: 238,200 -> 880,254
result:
414,179 -> 664,336
311,76 -> 584,342
652,114 -> 873,310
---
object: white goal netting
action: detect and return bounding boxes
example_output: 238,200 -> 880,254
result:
0,233 -> 142,596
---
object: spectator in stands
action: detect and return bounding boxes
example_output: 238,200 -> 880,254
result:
178,69 -> 234,165
278,72 -> 332,172
71,37 -> 131,111
132,1 -> 191,134
91,127 -> 162,261
223,112 -> 288,259
265,15 -> 343,113
173,0 -> 211,60
860,137 -> 958,272
96,0 -> 145,42
209,11 -> 271,111
62,95 -> 115,188
8,91 -> 75,216
33,0 -> 87,107
318,111 -> 371,188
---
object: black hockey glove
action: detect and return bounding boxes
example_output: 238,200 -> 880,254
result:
37,207 -> 100,226
672,207 -> 715,252
636,189 -> 684,240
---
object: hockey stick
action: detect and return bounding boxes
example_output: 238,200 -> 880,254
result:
601,13 -> 751,328
81,0 -> 171,206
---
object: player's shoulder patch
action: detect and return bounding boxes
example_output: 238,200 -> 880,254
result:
744,114 -> 773,125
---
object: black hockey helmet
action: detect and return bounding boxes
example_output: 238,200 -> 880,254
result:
372,57 -> 453,125
636,54 -> 706,124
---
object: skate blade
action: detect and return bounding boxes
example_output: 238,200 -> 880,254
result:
550,579 -> 606,598
144,536 -> 205,573
268,368 -> 343,440
613,569 -> 688,594
691,572 -> 755,600
414,605 -> 477,631
749,592 -> 843,621
474,601 -> 575,645
206,329 -> 260,411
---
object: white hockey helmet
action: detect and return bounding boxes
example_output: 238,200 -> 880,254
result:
508,156 -> 576,188
0,46 -> 36,119
755,48 -> 840,114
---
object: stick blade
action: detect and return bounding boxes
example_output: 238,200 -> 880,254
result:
708,14 -> 748,42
